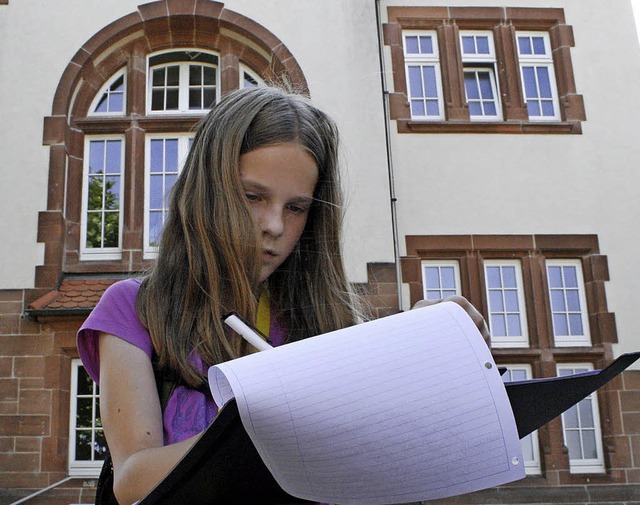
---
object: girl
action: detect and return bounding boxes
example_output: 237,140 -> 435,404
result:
78,86 -> 362,504
78,86 -> 489,504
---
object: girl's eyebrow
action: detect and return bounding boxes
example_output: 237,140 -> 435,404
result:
241,180 -> 315,202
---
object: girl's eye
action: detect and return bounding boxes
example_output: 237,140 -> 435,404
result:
245,193 -> 261,202
287,204 -> 309,214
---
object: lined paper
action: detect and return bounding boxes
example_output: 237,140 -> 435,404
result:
209,302 -> 524,505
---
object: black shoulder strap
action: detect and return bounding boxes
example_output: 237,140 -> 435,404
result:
151,352 -> 212,412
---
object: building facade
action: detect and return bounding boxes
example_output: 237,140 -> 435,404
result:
0,0 -> 639,503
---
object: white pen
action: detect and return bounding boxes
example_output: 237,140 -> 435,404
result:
223,312 -> 274,352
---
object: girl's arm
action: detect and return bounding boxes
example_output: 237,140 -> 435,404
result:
98,332 -> 200,505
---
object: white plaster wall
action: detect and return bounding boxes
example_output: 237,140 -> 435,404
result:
0,0 -> 143,288
381,0 -> 640,360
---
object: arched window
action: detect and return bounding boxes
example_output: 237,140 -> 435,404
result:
37,2 -> 307,285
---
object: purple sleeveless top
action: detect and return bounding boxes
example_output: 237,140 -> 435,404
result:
77,278 -> 287,445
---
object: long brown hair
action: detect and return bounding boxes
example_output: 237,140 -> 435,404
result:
137,86 -> 362,387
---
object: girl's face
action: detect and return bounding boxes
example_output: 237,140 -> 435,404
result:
239,142 -> 319,283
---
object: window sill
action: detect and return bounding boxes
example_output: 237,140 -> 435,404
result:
399,120 -> 582,134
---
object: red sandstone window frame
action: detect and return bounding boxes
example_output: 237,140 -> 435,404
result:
383,6 -> 586,134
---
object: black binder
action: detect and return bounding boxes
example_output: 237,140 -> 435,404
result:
139,352 -> 639,505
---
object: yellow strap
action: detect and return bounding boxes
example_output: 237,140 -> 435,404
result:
256,288 -> 270,339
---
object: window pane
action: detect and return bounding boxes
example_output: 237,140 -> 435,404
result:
478,74 -> 493,98
477,36 -> 490,54
484,102 -> 497,116
75,431 -> 92,460
425,100 -> 440,116
152,68 -> 165,86
565,430 -> 582,459
566,290 -> 581,311
582,430 -> 597,459
486,267 -> 501,288
425,267 -> 440,288
527,100 -> 541,117
203,66 -> 216,84
408,66 -> 423,97
203,88 -> 216,109
507,314 -> 522,336
468,102 -> 482,116
94,430 -> 108,461
489,290 -> 504,311
411,100 -> 425,116
105,141 -> 121,174
548,266 -> 562,287
151,89 -> 164,111
579,400 -> 594,428
405,36 -> 419,54
564,405 -> 579,428
76,398 -> 94,428
103,212 -> 120,248
491,314 -> 506,336
442,289 -> 456,298
464,73 -> 480,100
166,65 -> 179,86
89,142 -> 105,174
95,95 -> 109,113
426,289 -> 441,300
504,290 -> 519,312
462,36 -> 475,54
554,313 -> 569,335
502,267 -> 516,288
166,89 -> 179,110
189,89 -> 202,109
541,100 -> 555,117
551,290 -> 566,311
150,175 -> 164,209
150,139 -> 164,172
569,314 -> 584,335
86,213 -> 102,248
518,36 -> 532,55
532,36 -> 546,55
149,211 -> 163,247
419,35 -> 433,54
104,176 -> 120,210
189,65 -> 201,85
77,367 -> 94,396
110,93 -> 124,112
422,67 -> 437,98
537,67 -> 552,98
522,67 -> 538,98
440,267 -> 455,289
87,176 -> 103,211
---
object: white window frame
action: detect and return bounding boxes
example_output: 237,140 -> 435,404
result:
459,31 -> 502,121
501,364 -> 541,475
516,31 -> 560,121
144,134 -> 193,259
146,49 -> 220,115
557,363 -> 605,474
546,259 -> 591,347
69,360 -> 104,477
484,259 -> 529,348
80,135 -> 125,261
403,30 -> 445,121
89,69 -> 126,116
421,260 -> 461,300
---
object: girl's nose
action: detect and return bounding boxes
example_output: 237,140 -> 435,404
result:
259,205 -> 284,238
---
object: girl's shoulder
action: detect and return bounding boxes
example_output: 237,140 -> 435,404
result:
77,278 -> 152,383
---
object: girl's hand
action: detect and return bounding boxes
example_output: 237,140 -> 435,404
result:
412,295 -> 491,347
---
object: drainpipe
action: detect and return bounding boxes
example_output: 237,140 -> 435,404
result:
9,476 -> 75,505
374,0 -> 404,311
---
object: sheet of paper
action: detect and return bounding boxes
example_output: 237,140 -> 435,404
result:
209,302 -> 524,505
